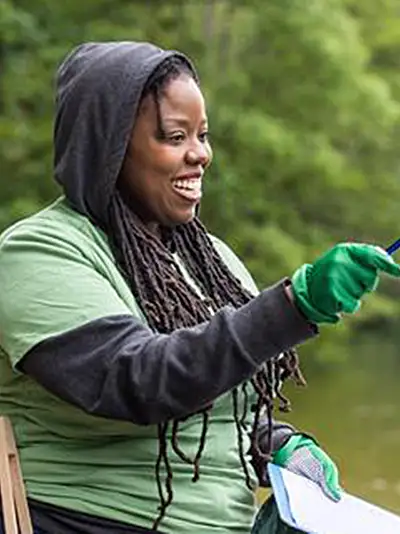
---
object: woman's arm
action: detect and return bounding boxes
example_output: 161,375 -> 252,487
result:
21,280 -> 315,425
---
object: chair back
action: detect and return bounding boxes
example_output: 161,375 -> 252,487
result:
0,417 -> 33,534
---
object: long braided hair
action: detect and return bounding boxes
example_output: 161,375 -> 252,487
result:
106,56 -> 306,530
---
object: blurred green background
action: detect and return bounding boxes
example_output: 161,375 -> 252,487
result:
1,0 -> 400,514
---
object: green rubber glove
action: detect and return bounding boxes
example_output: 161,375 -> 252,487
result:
291,243 -> 400,324
272,434 -> 341,501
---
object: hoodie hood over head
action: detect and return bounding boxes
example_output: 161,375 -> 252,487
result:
54,41 -> 197,229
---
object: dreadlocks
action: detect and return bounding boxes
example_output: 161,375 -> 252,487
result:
106,56 -> 306,530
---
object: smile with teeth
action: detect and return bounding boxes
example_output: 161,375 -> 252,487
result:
172,178 -> 202,201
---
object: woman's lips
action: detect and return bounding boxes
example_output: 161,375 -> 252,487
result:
172,177 -> 203,202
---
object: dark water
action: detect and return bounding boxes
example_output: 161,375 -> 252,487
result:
275,337 -> 400,514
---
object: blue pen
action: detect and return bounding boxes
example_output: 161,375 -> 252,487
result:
386,239 -> 400,255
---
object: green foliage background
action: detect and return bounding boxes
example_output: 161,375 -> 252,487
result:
1,0 -> 400,364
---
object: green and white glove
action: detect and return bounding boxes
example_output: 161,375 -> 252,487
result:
272,434 -> 341,501
291,243 -> 400,324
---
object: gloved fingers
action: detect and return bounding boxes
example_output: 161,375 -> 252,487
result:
328,265 -> 378,313
347,244 -> 400,277
323,460 -> 341,502
324,284 -> 360,314
310,445 -> 342,501
344,263 -> 379,294
284,447 -> 342,502
341,298 -> 361,315
334,261 -> 378,295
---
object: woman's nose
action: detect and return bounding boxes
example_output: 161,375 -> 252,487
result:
186,142 -> 211,167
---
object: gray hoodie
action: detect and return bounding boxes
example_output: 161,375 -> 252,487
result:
54,42 -> 195,229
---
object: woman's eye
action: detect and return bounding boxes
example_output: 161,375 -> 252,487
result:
199,131 -> 209,143
168,133 -> 185,143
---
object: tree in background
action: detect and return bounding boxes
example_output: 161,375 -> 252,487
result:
1,0 -> 400,362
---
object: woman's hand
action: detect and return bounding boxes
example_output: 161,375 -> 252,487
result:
272,434 -> 341,501
291,243 -> 400,324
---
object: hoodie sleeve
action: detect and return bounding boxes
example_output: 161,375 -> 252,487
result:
0,217 -> 317,424
250,417 -> 297,487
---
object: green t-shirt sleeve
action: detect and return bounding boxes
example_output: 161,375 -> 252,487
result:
0,220 -> 131,368
208,234 -> 259,296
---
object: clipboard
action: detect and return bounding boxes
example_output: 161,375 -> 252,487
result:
268,463 -> 400,534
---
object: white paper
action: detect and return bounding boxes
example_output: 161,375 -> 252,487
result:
280,467 -> 400,534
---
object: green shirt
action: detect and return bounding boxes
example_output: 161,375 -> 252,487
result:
0,198 -> 261,533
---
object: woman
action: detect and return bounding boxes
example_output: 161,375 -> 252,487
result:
0,42 -> 398,534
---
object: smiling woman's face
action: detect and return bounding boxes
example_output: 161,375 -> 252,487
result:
119,74 -> 213,234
